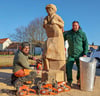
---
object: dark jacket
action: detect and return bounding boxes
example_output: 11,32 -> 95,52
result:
64,29 -> 88,57
13,50 -> 32,73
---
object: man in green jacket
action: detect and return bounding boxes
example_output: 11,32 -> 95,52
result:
11,42 -> 37,87
64,21 -> 88,87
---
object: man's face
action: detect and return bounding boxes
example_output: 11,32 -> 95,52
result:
22,46 -> 30,55
72,22 -> 80,32
46,7 -> 55,16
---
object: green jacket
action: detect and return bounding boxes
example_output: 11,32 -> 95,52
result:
13,50 -> 32,73
64,29 -> 88,57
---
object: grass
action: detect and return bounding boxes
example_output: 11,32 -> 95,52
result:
0,55 -> 14,56
0,55 -> 14,67
0,55 -> 41,67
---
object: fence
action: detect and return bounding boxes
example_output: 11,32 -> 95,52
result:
0,51 -> 14,55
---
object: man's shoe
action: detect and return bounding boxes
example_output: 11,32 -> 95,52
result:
11,74 -> 18,85
77,80 -> 80,87
67,82 -> 72,87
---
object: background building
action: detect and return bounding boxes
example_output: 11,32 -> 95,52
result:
0,38 -> 12,50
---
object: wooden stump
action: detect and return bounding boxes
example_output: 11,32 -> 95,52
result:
42,70 -> 64,83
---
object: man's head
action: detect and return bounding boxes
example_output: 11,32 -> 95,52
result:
72,21 -> 80,32
20,42 -> 30,55
46,4 -> 57,16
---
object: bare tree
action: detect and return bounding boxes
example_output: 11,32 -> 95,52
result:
10,26 -> 28,42
10,17 -> 47,44
27,17 -> 47,43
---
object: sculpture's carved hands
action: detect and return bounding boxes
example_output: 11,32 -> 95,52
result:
51,19 -> 57,24
51,18 -> 64,28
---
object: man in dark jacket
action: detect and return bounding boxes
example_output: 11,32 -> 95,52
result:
64,21 -> 88,87
11,42 -> 37,88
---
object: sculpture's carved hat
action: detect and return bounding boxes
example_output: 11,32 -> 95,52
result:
46,4 -> 57,12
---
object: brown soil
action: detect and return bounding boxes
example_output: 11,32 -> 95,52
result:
0,67 -> 100,96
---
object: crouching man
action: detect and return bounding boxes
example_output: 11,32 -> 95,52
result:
11,42 -> 37,89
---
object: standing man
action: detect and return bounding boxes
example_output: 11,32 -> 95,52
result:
64,21 -> 88,87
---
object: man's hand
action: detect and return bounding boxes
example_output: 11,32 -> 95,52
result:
32,57 -> 36,60
83,55 -> 87,57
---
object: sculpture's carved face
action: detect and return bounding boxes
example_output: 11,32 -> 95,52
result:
46,7 -> 55,16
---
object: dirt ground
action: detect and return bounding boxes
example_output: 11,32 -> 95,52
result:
0,66 -> 100,96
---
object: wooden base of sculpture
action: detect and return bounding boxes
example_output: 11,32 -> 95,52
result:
43,59 -> 65,70
42,70 -> 64,83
